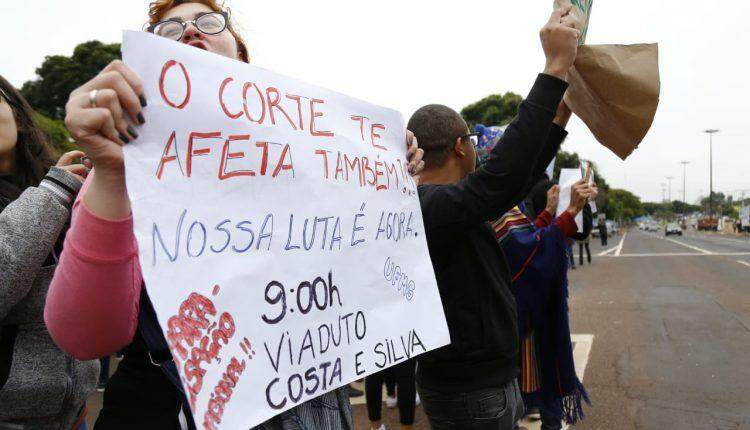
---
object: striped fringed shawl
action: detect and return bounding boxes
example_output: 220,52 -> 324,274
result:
492,206 -> 590,424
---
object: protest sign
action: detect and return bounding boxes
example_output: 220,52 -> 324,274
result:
554,0 -> 593,44
557,168 -> 584,232
580,160 -> 597,213
121,30 -> 449,430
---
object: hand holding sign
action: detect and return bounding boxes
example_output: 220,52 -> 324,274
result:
65,60 -> 145,170
540,5 -> 581,80
545,185 -> 561,215
567,179 -> 592,216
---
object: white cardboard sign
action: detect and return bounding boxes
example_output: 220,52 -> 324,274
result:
121,31 -> 449,430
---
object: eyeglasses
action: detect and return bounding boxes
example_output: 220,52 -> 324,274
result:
147,11 -> 229,41
461,132 -> 479,147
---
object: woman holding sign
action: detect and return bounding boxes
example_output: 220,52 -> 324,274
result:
44,1 -> 424,429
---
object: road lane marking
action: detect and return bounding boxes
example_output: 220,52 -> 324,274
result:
687,233 -> 750,245
598,245 -> 619,256
571,334 -> 594,381
737,260 -> 750,268
605,252 -> 750,257
658,235 -> 714,254
614,232 -> 627,256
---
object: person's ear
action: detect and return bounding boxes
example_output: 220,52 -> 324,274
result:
454,137 -> 466,158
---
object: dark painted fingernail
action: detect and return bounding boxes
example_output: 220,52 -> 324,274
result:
139,94 -> 147,107
409,164 -> 416,174
127,125 -> 139,139
137,112 -> 145,124
118,132 -> 130,144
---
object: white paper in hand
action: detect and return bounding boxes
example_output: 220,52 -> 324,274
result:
557,168 -> 584,232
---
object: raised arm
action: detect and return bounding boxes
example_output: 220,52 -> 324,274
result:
420,8 -> 579,233
420,73 -> 568,232
45,172 -> 143,360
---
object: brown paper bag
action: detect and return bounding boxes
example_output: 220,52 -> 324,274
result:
564,44 -> 660,160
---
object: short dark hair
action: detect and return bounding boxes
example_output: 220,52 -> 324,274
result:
407,104 -> 468,169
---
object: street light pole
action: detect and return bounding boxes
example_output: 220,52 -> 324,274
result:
680,161 -> 690,218
666,176 -> 674,202
704,129 -> 719,218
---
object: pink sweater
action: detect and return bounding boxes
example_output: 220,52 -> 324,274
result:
44,175 -> 143,360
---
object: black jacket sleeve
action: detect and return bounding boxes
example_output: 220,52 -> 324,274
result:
419,74 -> 568,236
518,124 -> 567,219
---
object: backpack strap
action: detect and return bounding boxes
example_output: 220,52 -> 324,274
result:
137,288 -> 197,430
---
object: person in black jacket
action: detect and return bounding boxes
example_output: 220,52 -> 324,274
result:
406,6 -> 581,429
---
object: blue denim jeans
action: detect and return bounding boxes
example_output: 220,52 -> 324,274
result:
418,379 -> 525,430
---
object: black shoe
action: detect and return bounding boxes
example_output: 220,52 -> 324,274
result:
347,385 -> 364,397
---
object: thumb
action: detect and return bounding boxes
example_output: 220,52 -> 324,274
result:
56,150 -> 86,167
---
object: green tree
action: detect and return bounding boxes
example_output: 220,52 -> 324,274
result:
21,41 -> 121,119
460,92 -> 522,129
608,188 -> 645,221
35,113 -> 76,155
698,192 -> 735,216
670,200 -> 700,215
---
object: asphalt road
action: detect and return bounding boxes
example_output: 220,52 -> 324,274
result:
569,229 -> 750,430
87,229 -> 750,429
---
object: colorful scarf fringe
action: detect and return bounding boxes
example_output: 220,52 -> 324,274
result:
492,206 -> 590,424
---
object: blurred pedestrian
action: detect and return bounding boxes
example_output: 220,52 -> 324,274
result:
365,359 -> 417,430
578,235 -> 591,266
597,214 -> 608,246
567,239 -> 576,269
0,74 -> 98,430
384,369 -> 397,408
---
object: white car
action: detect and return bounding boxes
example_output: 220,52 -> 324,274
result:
665,223 -> 682,236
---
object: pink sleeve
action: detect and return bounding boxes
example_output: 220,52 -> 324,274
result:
45,174 -> 143,360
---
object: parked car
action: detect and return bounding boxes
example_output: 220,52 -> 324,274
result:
665,223 -> 682,236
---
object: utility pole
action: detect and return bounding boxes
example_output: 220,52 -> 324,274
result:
704,129 -> 719,218
666,176 -> 674,202
661,183 -> 667,203
680,161 -> 690,218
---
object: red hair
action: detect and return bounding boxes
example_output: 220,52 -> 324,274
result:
148,0 -> 250,62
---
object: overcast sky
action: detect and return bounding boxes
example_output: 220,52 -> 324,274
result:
2,1 -> 748,203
